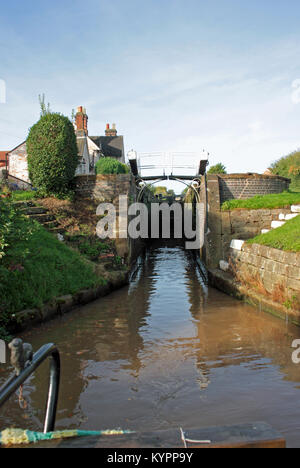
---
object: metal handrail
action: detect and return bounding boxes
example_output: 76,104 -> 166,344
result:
0,343 -> 60,433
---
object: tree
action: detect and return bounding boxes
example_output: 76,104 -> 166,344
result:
270,150 -> 300,191
167,189 -> 175,198
27,113 -> 79,195
208,163 -> 227,174
181,187 -> 188,196
154,186 -> 168,196
38,94 -> 51,117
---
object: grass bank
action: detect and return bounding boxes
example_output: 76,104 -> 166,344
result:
0,189 -> 38,202
248,215 -> 300,252
0,201 -> 106,339
221,191 -> 300,211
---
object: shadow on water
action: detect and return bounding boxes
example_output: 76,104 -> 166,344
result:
1,239 -> 300,447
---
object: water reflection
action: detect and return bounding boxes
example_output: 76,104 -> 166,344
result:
1,241 -> 300,447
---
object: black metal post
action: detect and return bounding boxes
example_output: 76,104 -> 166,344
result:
0,343 -> 60,433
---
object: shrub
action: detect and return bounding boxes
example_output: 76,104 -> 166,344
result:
270,150 -> 300,191
96,157 -> 129,175
27,113 -> 79,195
208,163 -> 227,174
78,240 -> 110,260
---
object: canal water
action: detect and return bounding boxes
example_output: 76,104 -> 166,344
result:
1,241 -> 300,447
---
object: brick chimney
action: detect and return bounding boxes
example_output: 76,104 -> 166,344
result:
105,123 -> 117,137
75,106 -> 88,136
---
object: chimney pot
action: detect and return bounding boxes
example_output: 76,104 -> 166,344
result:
75,106 -> 88,135
105,123 -> 117,137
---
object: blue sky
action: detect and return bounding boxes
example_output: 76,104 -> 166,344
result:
1,0 -> 300,176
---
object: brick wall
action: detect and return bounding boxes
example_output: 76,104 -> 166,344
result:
218,174 -> 290,204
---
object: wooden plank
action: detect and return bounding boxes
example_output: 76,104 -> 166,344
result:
19,422 -> 285,449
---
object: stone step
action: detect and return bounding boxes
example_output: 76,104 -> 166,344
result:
279,212 -> 298,221
261,229 -> 270,234
291,205 -> 300,213
29,213 -> 56,223
285,213 -> 299,221
41,220 -> 60,229
271,220 -> 286,229
48,226 -> 65,235
21,207 -> 48,215
230,239 -> 245,251
13,201 -> 36,209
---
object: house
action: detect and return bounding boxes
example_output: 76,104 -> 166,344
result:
0,151 -> 8,180
90,124 -> 125,163
7,142 -> 29,182
0,151 -> 8,168
7,106 -> 125,184
74,106 -> 125,175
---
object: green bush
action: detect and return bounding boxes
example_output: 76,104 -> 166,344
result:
78,240 -> 110,260
96,157 -> 129,175
208,163 -> 227,174
270,150 -> 300,191
27,113 -> 79,195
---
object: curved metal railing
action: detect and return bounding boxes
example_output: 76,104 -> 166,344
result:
0,343 -> 60,433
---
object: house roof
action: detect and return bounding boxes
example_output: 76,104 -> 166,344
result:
86,136 -> 101,151
8,141 -> 26,154
89,136 -> 124,159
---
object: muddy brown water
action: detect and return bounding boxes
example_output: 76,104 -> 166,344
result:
1,241 -> 300,447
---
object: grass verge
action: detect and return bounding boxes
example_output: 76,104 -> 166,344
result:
221,191 -> 300,211
0,209 -> 106,339
247,215 -> 300,252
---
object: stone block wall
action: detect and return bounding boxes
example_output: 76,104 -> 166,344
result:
221,208 -> 291,261
203,173 -> 291,269
74,174 -> 135,203
229,243 -> 300,306
218,174 -> 290,204
74,174 -> 142,262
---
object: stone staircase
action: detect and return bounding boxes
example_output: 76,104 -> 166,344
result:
261,205 -> 300,234
219,204 -> 300,273
14,201 -> 65,235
